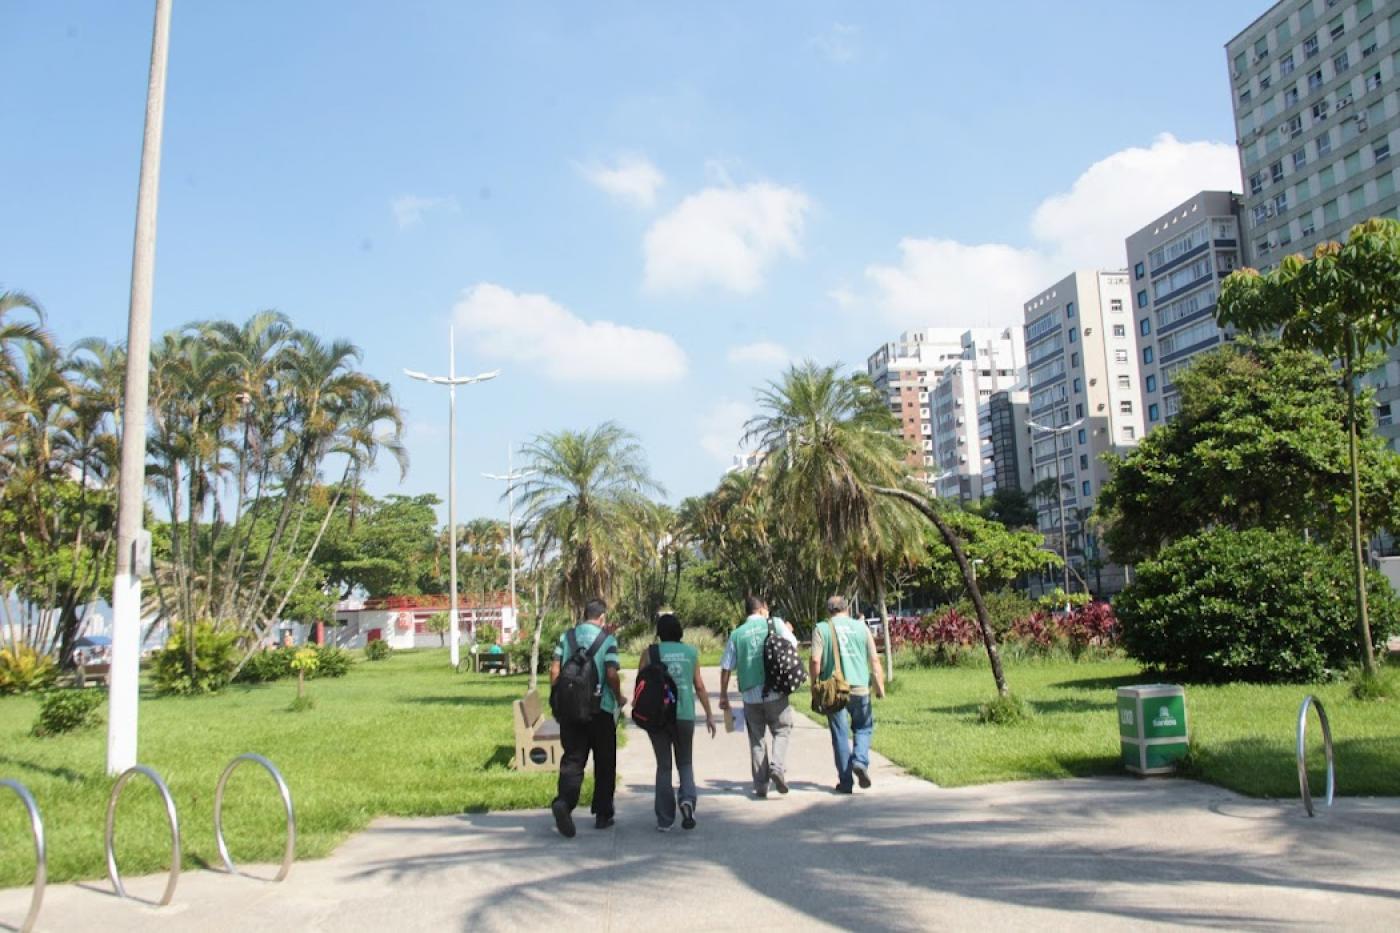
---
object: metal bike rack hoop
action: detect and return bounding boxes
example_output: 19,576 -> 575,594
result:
1296,694 -> 1335,817
214,753 -> 296,882
105,765 -> 181,905
0,778 -> 46,933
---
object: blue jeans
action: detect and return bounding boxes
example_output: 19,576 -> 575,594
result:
827,693 -> 874,790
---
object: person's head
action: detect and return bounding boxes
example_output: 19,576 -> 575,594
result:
583,598 -> 607,626
826,594 -> 849,618
656,612 -> 683,643
744,594 -> 769,618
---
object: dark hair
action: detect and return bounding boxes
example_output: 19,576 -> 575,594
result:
744,594 -> 767,615
584,598 -> 607,621
656,613 -> 683,643
826,594 -> 849,615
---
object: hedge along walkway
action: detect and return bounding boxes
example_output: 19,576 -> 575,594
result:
3,667 -> 1399,931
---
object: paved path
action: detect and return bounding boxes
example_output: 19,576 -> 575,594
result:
4,669 -> 1400,931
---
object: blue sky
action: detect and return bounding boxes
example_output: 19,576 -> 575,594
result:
4,1 -> 1261,521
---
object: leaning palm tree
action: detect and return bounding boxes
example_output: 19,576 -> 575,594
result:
512,422 -> 663,617
747,361 -> 1010,696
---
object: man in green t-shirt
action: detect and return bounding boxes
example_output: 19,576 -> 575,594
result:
549,598 -> 625,838
810,594 -> 885,793
639,613 -> 716,831
719,595 -> 797,798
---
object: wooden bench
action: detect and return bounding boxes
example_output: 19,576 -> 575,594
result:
477,652 -> 508,674
511,690 -> 562,771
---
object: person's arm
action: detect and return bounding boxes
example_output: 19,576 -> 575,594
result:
549,659 -> 561,686
809,625 -> 823,684
605,663 -> 626,708
866,627 -> 886,698
718,669 -> 731,709
718,634 -> 736,708
694,665 -> 716,737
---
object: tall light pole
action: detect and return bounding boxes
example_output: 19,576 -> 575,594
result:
108,0 -> 173,776
405,330 -> 499,669
483,449 -> 535,639
1027,418 -> 1084,609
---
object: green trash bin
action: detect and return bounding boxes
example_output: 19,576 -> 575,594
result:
1117,684 -> 1188,775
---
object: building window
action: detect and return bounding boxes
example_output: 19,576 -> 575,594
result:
1274,191 -> 1289,214
1072,377 -> 1082,392
1293,148 -> 1308,171
1075,403 -> 1084,419
1143,346 -> 1155,364
1117,374 -> 1132,388
1120,399 -> 1133,414
1301,212 -> 1317,237
1375,138 -> 1391,162
1148,403 -> 1160,422
1362,29 -> 1379,57
1284,86 -> 1300,108
1136,290 -> 1148,308
1367,70 -> 1384,91
1082,480 -> 1092,496
1068,327 -> 1077,344
1282,115 -> 1303,140
1114,349 -> 1129,363
1113,324 -> 1127,337
1313,98 -> 1329,121
1249,171 -> 1264,194
1253,202 -> 1271,226
1070,352 -> 1079,368
1318,130 -> 1333,156
1077,428 -> 1086,444
1359,0 -> 1374,20
1329,16 -> 1344,41
1240,87 -> 1253,106
1260,72 -> 1272,90
1139,317 -> 1151,336
1334,49 -> 1350,74
1079,454 -> 1088,470
1133,261 -> 1145,279
1255,35 -> 1270,59
1281,52 -> 1296,76
1121,426 -> 1136,442
1110,298 -> 1123,313
1145,374 -> 1157,393
1304,33 -> 1320,58
1270,160 -> 1284,183
1065,301 -> 1076,318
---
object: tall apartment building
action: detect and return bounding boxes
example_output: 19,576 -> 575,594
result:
1125,191 -> 1245,426
1022,271 -> 1145,596
929,328 -> 1026,502
1227,0 -> 1400,449
979,387 -> 1033,498
866,329 -> 979,480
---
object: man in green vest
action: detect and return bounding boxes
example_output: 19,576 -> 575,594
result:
719,595 -> 796,798
810,594 -> 885,793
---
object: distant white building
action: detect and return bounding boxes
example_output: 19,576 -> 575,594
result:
331,593 -> 517,650
930,328 -> 1026,503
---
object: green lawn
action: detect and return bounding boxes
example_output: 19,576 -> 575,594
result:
0,650 -> 561,888
824,656 -> 1400,797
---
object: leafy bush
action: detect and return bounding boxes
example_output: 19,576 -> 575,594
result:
364,639 -> 392,661
683,626 -> 724,654
31,689 -> 104,737
1350,667 -> 1396,701
236,648 -> 295,684
507,613 -> 570,675
1036,589 -> 1091,612
314,644 -> 351,678
0,645 -> 58,694
475,622 -> 500,646
1059,601 -> 1120,658
978,693 -> 1032,725
288,695 -> 316,712
1116,528 -> 1400,683
954,590 -> 1038,637
151,622 -> 241,695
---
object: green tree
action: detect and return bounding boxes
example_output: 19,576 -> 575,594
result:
1099,341 -> 1400,564
426,610 -> 450,646
974,486 -> 1038,530
513,422 -> 662,615
1219,224 -> 1400,677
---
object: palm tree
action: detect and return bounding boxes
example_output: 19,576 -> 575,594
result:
513,422 -> 662,616
746,362 -> 1010,696
0,290 -> 50,394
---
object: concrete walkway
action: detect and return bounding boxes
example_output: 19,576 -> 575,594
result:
4,669 -> 1399,931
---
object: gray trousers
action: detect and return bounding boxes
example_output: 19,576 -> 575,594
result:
648,720 -> 696,828
744,695 -> 793,793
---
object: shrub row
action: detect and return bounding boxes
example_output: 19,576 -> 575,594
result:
890,602 -> 1120,666
151,623 -> 352,695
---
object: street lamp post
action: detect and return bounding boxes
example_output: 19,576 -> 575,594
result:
405,330 -> 499,669
1026,419 -> 1085,610
108,0 -> 173,776
483,450 -> 535,639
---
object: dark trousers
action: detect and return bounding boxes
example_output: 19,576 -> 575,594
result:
556,711 -> 617,818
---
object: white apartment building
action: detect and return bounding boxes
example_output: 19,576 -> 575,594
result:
1228,0 -> 1400,450
866,328 -> 979,480
1125,191 -> 1245,427
930,328 -> 1026,502
1022,271 -> 1145,596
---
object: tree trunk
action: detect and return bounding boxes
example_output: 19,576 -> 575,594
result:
297,668 -> 305,699
875,575 -> 894,683
874,485 -> 1009,696
528,600 -> 545,694
1344,338 -> 1378,676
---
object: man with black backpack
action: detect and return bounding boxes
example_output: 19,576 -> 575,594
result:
718,595 -> 799,799
549,598 -> 625,838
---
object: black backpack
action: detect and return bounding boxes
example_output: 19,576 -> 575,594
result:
631,645 -> 678,733
763,619 -> 807,695
550,628 -> 607,724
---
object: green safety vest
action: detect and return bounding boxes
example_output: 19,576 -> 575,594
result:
816,616 -> 871,688
656,641 -> 698,721
733,615 -> 772,692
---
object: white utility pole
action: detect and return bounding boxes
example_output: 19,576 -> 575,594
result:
108,0 -> 173,776
405,331 -> 498,669
483,449 -> 535,636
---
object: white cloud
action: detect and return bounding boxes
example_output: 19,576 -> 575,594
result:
644,182 -> 811,294
577,154 -> 666,209
697,400 -> 753,463
392,194 -> 459,229
726,341 -> 791,367
853,133 -> 1242,327
809,23 -> 860,64
1030,133 -> 1241,269
453,283 -> 687,383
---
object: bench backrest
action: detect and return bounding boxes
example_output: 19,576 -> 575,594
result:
515,689 -> 542,735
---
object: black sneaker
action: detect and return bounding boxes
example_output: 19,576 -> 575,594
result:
833,784 -> 853,795
552,799 -> 576,838
853,766 -> 872,789
595,815 -> 615,830
771,772 -> 789,794
680,802 -> 696,830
